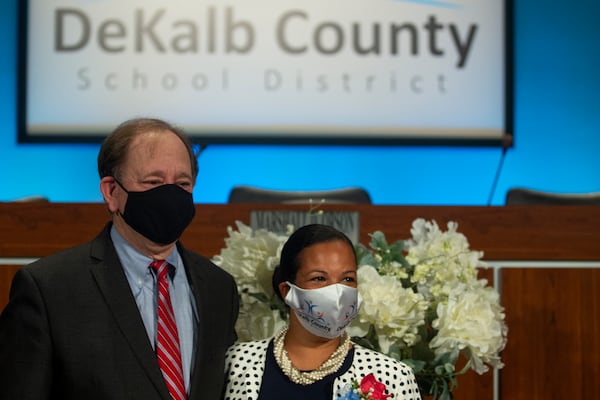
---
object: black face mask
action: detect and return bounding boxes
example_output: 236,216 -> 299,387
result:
115,179 -> 196,244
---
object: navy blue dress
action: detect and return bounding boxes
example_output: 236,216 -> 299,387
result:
257,341 -> 354,400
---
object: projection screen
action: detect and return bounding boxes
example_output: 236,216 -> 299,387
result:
18,0 -> 513,145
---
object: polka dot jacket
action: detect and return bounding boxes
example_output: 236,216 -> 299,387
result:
223,339 -> 421,400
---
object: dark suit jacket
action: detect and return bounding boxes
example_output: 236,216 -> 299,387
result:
0,223 -> 239,400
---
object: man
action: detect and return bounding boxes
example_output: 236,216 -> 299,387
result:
0,118 -> 239,400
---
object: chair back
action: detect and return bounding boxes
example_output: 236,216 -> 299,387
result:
228,185 -> 372,204
505,187 -> 600,205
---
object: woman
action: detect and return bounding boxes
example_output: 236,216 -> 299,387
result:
223,224 -> 421,400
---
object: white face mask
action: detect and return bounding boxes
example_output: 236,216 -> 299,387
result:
284,281 -> 362,339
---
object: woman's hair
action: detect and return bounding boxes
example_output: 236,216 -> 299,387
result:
97,117 -> 199,181
272,223 -> 357,301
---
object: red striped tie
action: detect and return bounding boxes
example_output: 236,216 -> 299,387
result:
150,260 -> 187,400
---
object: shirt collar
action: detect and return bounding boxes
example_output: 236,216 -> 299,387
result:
110,225 -> 182,282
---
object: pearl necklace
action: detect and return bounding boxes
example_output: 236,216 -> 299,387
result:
272,327 -> 351,386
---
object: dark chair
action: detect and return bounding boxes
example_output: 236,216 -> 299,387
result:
228,185 -> 372,204
505,187 -> 600,205
12,195 -> 49,202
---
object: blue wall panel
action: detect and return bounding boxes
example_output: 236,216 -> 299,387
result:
1,0 -> 599,205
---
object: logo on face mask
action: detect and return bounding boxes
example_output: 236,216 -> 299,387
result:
284,282 -> 362,339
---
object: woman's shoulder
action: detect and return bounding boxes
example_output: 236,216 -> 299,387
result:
351,343 -> 415,375
225,339 -> 270,359
224,340 -> 270,392
347,343 -> 421,400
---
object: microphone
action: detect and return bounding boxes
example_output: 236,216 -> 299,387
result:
486,134 -> 513,206
194,143 -> 208,159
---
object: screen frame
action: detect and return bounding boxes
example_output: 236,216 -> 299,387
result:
17,1 -> 514,147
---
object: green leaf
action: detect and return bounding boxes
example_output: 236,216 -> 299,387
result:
350,324 -> 380,352
351,336 -> 376,350
401,358 -> 426,373
387,240 -> 409,265
434,364 -> 447,376
386,342 -> 403,361
368,231 -> 389,251
433,350 -> 459,367
440,387 -> 453,400
246,292 -> 270,303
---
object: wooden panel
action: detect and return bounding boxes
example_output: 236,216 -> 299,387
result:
2,203 -> 599,400
185,204 -> 600,261
500,268 -> 600,399
1,203 -> 600,260
0,265 -> 22,311
0,203 -> 110,258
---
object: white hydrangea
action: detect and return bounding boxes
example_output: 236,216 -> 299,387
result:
429,281 -> 507,374
235,300 -> 288,342
349,265 -> 428,353
213,221 -> 287,297
405,218 -> 484,300
212,221 -> 289,341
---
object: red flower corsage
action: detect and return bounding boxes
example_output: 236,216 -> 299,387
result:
338,373 -> 393,400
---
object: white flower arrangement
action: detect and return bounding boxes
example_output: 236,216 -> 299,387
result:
212,218 -> 508,400
211,221 -> 289,341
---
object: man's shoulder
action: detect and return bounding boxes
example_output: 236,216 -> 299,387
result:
22,224 -> 112,276
178,245 -> 235,281
25,237 -> 97,274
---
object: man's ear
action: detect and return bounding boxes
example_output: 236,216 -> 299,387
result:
99,176 -> 120,213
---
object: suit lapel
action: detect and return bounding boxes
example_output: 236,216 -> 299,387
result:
180,248 -> 207,400
89,226 -> 170,399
